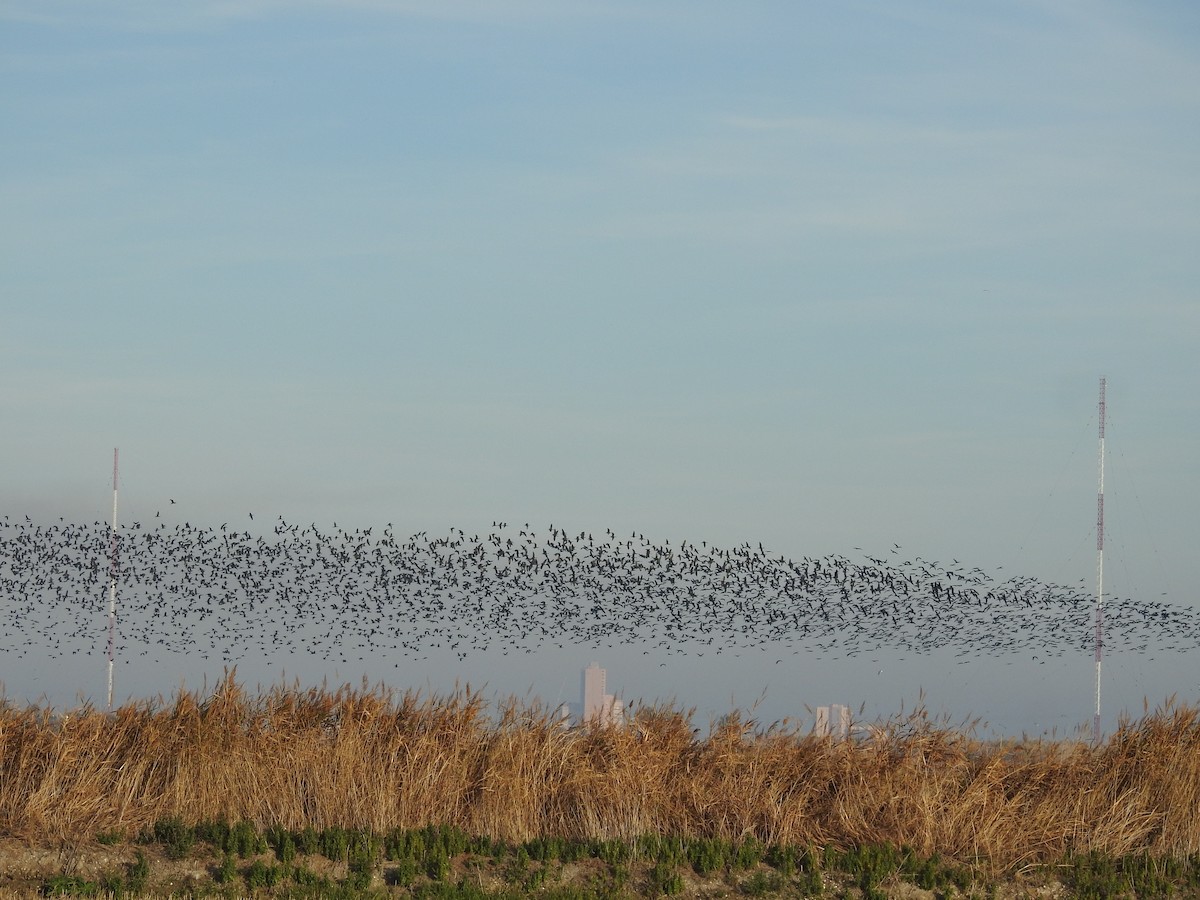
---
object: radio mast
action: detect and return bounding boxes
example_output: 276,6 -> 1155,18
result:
1093,379 -> 1106,745
107,448 -> 119,712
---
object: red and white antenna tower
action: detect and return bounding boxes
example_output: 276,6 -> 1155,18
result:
107,448 -> 119,712
1093,379 -> 1106,744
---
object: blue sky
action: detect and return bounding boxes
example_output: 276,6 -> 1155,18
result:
2,0 -> 1198,735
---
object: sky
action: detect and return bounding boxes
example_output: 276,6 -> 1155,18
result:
2,0 -> 1199,737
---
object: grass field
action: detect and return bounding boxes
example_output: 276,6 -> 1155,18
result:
3,675 -> 1200,896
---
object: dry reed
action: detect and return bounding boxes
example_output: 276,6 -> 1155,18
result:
2,676 -> 1198,871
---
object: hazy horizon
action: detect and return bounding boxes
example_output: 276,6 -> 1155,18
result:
3,0 -> 1198,736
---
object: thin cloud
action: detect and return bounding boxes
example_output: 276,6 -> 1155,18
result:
0,0 -> 628,30
719,114 -> 1022,150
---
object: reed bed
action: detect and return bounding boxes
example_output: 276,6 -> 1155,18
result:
2,676 -> 1199,871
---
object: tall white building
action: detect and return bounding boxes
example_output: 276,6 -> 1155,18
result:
815,704 -> 851,739
581,661 -> 623,727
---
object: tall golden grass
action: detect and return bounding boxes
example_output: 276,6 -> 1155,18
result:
2,675 -> 1198,871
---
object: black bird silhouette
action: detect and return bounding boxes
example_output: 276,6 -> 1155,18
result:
0,516 -> 1189,668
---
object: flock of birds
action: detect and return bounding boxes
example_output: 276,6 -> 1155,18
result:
2,512 -> 1196,672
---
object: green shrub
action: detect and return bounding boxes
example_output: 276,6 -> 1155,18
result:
412,880 -> 491,900
423,823 -> 471,859
763,843 -> 794,877
266,824 -> 297,864
153,818 -> 194,860
593,839 -> 631,866
240,859 -> 285,891
526,836 -> 567,863
1125,853 -> 1173,899
194,820 -> 230,849
125,850 -> 151,894
351,830 -> 380,861
384,828 -> 412,862
740,869 -> 783,896
319,825 -> 351,862
290,864 -> 331,889
228,820 -> 263,857
1064,851 -> 1125,900
347,840 -> 375,890
41,874 -> 99,897
797,865 -> 824,896
524,866 -> 549,891
98,871 -> 124,897
427,847 -> 452,881
504,846 -> 530,883
215,853 -> 237,884
243,859 -> 269,891
295,825 -> 320,856
540,888 -> 604,900
733,837 -> 763,871
386,858 -> 419,887
648,860 -> 684,896
612,863 -> 630,889
838,843 -> 900,899
559,838 -> 588,863
689,837 -> 729,875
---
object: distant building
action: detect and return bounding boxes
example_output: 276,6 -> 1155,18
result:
581,661 -> 624,727
582,662 -> 606,721
815,704 -> 851,739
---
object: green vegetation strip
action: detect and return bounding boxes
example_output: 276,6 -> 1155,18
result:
27,820 -> 1200,898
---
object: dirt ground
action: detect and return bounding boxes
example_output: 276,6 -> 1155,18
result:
0,838 -> 1073,899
